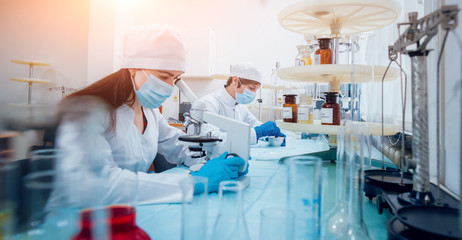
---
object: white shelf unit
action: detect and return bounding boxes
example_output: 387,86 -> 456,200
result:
10,59 -> 51,105
275,0 -> 401,134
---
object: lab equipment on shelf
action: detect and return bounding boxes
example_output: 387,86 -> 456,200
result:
314,38 -> 333,64
212,181 -> 250,240
282,94 -> 297,123
298,95 -> 314,124
321,92 -> 340,125
295,45 -> 312,66
49,85 -> 77,99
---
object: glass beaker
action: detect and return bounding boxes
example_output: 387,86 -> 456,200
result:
212,181 -> 250,240
286,155 -> 323,239
24,149 -> 76,240
259,208 -> 294,240
181,175 -> 208,240
335,123 -> 370,240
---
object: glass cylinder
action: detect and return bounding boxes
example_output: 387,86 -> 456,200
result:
212,181 -> 250,240
24,149 -> 76,240
335,123 -> 370,240
181,175 -> 208,240
286,155 -> 323,239
259,208 -> 294,240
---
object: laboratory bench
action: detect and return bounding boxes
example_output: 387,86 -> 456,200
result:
135,138 -> 395,240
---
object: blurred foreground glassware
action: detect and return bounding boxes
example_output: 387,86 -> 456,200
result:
259,208 -> 294,240
24,149 -> 76,240
0,159 -> 19,239
181,176 -> 208,240
335,123 -> 370,240
67,151 -> 148,240
212,181 -> 250,240
72,206 -> 150,240
286,155 -> 323,239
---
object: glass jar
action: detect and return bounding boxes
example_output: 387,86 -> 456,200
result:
283,95 -> 297,123
298,95 -> 314,124
314,38 -> 333,64
295,45 -> 304,66
321,92 -> 340,125
295,45 -> 312,66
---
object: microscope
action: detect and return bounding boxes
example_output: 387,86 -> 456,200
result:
174,79 -> 251,185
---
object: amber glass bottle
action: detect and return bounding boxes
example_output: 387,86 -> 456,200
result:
315,38 -> 333,64
283,94 -> 298,123
321,92 -> 340,125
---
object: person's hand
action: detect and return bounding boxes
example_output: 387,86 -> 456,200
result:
254,121 -> 282,139
191,152 -> 246,192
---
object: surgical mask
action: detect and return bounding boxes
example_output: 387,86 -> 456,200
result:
235,81 -> 256,105
131,69 -> 174,108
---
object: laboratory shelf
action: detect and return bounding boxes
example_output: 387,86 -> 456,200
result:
277,64 -> 399,92
10,77 -> 50,84
276,119 -> 400,136
278,0 -> 401,36
11,59 -> 50,66
277,64 -> 399,83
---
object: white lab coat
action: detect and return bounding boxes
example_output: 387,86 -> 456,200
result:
197,87 -> 262,144
49,98 -> 203,208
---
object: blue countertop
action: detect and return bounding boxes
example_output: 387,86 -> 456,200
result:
136,138 -> 394,240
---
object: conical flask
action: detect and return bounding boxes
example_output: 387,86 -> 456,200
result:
212,181 -> 250,240
321,125 -> 349,239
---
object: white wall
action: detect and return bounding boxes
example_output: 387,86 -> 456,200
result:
87,0 -> 115,85
441,0 -> 461,196
111,0 -> 307,119
0,0 -> 90,105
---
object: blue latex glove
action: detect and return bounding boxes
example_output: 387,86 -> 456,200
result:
254,121 -> 282,139
191,152 -> 246,192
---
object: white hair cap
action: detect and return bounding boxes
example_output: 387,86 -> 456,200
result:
230,63 -> 262,83
121,24 -> 186,72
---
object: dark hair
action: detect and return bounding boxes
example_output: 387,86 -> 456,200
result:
225,77 -> 261,87
66,68 -> 135,132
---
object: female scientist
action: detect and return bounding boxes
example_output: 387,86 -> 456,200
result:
54,24 -> 246,206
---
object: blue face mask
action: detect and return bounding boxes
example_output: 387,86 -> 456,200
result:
235,87 -> 256,105
131,69 -> 174,108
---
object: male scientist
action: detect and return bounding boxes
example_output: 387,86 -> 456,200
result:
196,63 -> 285,144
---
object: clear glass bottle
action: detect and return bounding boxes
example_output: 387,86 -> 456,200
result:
212,181 -> 250,240
295,45 -> 312,66
298,95 -> 314,124
295,45 -> 304,66
315,38 -> 333,64
283,94 -> 298,123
